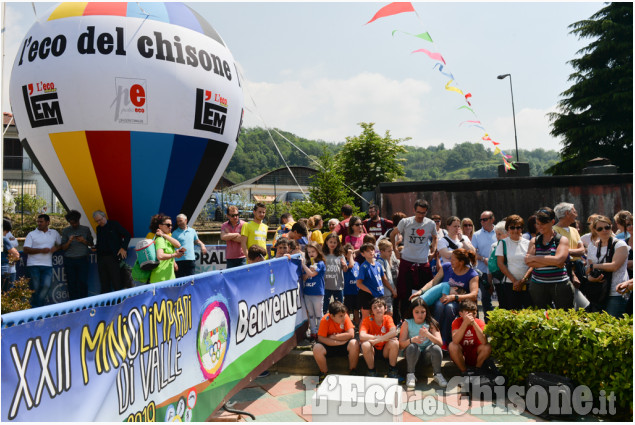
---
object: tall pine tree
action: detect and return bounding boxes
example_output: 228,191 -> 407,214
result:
547,3 -> 632,175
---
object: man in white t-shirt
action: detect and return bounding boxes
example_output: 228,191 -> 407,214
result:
390,199 -> 437,322
23,214 -> 62,307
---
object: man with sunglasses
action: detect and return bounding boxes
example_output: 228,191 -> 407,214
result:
221,205 -> 247,268
472,211 -> 496,323
390,199 -> 437,323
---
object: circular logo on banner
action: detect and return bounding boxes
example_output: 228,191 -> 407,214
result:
197,300 -> 230,380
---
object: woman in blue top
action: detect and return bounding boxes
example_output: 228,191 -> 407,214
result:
410,248 -> 479,348
302,241 -> 326,340
398,298 -> 446,389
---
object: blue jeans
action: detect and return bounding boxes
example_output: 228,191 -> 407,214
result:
65,256 -> 89,300
433,299 -> 460,347
226,258 -> 246,269
28,266 -> 53,307
420,282 -> 451,306
605,295 -> 627,318
323,289 -> 344,314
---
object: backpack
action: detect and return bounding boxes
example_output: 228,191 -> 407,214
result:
488,240 -> 507,280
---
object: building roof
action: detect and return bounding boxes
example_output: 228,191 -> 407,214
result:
229,166 -> 317,189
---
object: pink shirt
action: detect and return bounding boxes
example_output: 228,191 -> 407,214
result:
222,220 -> 246,259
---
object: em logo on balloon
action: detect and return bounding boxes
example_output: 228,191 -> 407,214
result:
9,2 -> 243,238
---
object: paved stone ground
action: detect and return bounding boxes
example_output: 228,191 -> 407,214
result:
222,371 -> 553,422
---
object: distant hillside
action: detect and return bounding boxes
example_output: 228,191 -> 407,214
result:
225,127 -> 559,183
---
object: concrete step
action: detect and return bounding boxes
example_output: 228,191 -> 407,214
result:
271,345 -> 463,379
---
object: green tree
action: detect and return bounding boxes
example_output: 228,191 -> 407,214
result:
547,2 -> 633,175
336,123 -> 408,198
291,149 -> 358,220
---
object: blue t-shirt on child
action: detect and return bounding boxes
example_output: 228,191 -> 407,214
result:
358,260 -> 385,298
344,262 -> 359,295
303,261 -> 326,296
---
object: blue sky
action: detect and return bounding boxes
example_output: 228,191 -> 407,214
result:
2,1 -> 604,153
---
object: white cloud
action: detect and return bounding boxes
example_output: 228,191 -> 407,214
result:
491,106 -> 562,153
240,71 -> 564,155
242,72 -> 432,142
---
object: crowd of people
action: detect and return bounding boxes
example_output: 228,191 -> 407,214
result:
3,198 -> 632,388
2,209 -> 210,307
232,200 -> 632,387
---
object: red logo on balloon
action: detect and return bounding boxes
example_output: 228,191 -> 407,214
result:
416,229 -> 425,237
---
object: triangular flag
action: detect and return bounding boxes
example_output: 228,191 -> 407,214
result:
465,93 -> 472,106
508,162 -> 516,170
413,48 -> 446,64
415,32 -> 433,42
458,105 -> 475,113
494,146 -> 501,155
492,141 -> 500,146
444,79 -> 463,95
367,2 -> 415,24
392,30 -> 433,43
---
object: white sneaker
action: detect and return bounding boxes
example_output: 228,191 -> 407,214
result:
433,373 -> 448,388
406,373 -> 416,390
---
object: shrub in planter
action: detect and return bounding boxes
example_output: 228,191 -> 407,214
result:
486,308 -> 632,413
1,277 -> 34,314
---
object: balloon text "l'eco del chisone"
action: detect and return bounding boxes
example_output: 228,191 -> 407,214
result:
17,26 -> 233,82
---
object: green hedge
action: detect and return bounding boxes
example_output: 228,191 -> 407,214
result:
486,308 -> 633,412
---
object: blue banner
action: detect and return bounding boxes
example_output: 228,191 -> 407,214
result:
1,256 -> 306,421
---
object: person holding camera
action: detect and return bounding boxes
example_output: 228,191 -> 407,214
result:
586,215 -> 629,316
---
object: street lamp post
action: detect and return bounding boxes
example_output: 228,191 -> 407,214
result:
497,73 -> 519,163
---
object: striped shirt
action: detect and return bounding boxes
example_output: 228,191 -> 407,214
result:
530,233 -> 568,284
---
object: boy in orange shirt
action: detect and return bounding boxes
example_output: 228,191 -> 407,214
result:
359,297 -> 400,379
312,301 -> 360,384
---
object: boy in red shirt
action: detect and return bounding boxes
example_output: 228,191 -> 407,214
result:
313,301 -> 360,383
449,300 -> 492,374
359,297 -> 400,379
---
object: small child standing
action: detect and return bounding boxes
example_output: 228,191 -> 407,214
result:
356,243 -> 389,321
342,243 -> 361,326
377,239 -> 398,316
302,242 -> 326,340
322,233 -> 349,314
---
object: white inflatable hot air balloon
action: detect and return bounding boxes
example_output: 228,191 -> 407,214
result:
9,2 -> 243,237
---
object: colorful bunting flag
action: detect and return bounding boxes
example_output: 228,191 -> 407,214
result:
464,93 -> 472,106
444,79 -> 463,95
433,63 -> 454,79
412,48 -> 446,64
492,141 -> 500,146
458,105 -> 475,113
494,146 -> 501,155
367,2 -> 415,24
392,30 -> 433,42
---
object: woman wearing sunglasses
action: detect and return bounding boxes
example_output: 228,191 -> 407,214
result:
525,207 -> 574,309
496,215 -> 532,310
585,215 -> 629,316
461,218 -> 475,241
345,216 -> 367,250
148,213 -> 184,283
